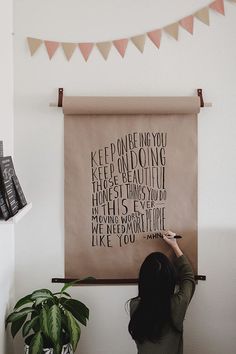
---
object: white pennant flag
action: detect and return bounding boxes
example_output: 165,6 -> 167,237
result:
164,23 -> 179,40
27,37 -> 43,56
62,43 -> 77,61
96,42 -> 112,60
195,7 -> 210,25
131,34 -> 146,53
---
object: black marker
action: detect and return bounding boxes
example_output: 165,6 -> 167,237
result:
160,234 -> 182,239
152,232 -> 182,239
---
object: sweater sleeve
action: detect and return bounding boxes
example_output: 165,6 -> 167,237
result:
171,254 -> 196,331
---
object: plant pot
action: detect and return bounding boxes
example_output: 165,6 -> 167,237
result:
24,343 -> 73,354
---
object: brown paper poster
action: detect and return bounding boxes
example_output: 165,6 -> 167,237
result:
64,97 -> 199,282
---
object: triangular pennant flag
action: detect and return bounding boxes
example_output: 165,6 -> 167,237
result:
195,7 -> 210,25
210,0 -> 225,15
96,42 -> 112,60
78,43 -> 94,61
131,34 -> 146,53
179,15 -> 194,34
164,23 -> 179,40
147,29 -> 162,48
113,39 -> 128,58
27,37 -> 43,56
62,43 -> 77,61
44,41 -> 59,60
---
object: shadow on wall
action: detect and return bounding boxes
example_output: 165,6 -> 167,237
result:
5,325 -> 14,354
185,228 -> 236,354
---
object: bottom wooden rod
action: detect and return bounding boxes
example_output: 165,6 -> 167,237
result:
52,275 -> 206,285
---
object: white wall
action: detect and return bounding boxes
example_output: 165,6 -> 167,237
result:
0,1 -> 15,354
14,1 -> 236,353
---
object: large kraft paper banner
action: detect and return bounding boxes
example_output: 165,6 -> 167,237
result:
64,96 -> 200,281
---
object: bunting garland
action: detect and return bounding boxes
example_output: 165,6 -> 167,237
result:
27,0 -> 233,61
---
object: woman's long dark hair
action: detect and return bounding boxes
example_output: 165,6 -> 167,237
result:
128,252 -> 176,343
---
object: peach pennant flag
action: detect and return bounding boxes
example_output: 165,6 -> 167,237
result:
210,0 -> 225,15
131,34 -> 146,53
62,43 -> 77,61
96,41 -> 112,60
179,15 -> 194,34
195,7 -> 210,25
113,38 -> 129,58
78,43 -> 94,61
147,29 -> 162,48
44,40 -> 59,59
27,37 -> 43,56
164,23 -> 179,40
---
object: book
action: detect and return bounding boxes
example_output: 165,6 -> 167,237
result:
0,156 -> 27,217
12,175 -> 27,208
0,189 -> 10,220
0,141 -> 3,157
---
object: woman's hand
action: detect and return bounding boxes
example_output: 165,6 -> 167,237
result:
163,230 -> 183,258
163,230 -> 177,247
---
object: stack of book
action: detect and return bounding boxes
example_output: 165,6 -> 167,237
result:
0,141 -> 27,221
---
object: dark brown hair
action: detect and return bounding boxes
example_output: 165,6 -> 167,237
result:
128,252 -> 176,343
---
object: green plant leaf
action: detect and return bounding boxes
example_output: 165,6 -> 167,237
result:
22,317 -> 39,337
39,307 -> 49,338
30,312 -> 40,332
60,277 -> 94,293
53,291 -> 71,298
6,308 -> 34,326
65,310 -> 81,352
34,297 -> 51,307
59,297 -> 69,306
11,315 -> 27,338
64,299 -> 89,320
48,305 -> 61,344
31,289 -> 54,301
14,295 -> 32,310
29,332 -> 43,354
62,302 -> 87,326
61,313 -> 68,328
60,280 -> 79,294
54,343 -> 62,354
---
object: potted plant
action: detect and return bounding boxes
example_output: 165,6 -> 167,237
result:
6,280 -> 90,354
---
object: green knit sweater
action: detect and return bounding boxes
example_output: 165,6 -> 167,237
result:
130,255 -> 196,354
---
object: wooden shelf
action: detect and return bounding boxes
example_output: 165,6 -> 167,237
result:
0,202 -> 32,224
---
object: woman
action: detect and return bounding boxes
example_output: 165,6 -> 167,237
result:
128,230 -> 195,354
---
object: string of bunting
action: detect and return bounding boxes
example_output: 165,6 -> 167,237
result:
27,0 -> 234,61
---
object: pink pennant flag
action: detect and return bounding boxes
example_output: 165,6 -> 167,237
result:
113,39 -> 128,58
210,0 -> 225,15
147,29 -> 162,48
78,43 -> 94,61
180,15 -> 194,34
44,41 -> 59,60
